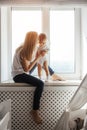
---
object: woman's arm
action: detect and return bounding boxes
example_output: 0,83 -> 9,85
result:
20,52 -> 42,72
27,57 -> 41,72
20,49 -> 47,72
20,57 -> 41,72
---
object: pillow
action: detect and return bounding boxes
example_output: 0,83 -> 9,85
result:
69,109 -> 86,130
0,105 -> 4,119
0,99 -> 11,130
0,112 -> 10,130
69,117 -> 84,130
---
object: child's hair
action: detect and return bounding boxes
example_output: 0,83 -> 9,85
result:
39,33 -> 47,43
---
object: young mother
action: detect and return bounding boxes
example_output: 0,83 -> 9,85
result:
11,31 -> 45,124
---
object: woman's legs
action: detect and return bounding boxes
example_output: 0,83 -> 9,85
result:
13,73 -> 44,110
13,73 -> 44,124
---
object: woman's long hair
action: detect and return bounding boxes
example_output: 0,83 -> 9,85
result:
18,31 -> 38,61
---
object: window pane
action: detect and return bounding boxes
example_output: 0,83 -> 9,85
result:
12,9 -> 42,58
50,10 -> 75,73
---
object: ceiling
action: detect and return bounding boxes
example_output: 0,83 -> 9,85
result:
0,0 -> 87,6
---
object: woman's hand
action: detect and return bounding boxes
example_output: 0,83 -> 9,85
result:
36,50 -> 47,59
40,50 -> 47,56
20,56 -> 29,72
36,50 -> 47,60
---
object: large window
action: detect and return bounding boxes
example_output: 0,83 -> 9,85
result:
50,10 -> 75,73
12,8 -> 42,58
12,8 -> 80,79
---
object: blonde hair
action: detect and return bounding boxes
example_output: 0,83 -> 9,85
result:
18,31 -> 38,61
39,33 -> 47,43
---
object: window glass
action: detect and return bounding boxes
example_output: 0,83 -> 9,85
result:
12,9 -> 42,58
50,10 -> 75,73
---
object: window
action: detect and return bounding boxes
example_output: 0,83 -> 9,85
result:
50,10 -> 75,73
12,8 -> 42,58
11,7 -> 81,79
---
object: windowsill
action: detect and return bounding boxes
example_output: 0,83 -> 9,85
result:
0,79 -> 81,87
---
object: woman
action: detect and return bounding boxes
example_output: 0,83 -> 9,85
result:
11,31 -> 45,124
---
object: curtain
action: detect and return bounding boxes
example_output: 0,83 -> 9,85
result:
54,73 -> 87,130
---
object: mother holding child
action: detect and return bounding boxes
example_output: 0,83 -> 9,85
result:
11,31 -> 63,124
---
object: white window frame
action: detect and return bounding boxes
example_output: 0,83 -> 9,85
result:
42,7 -> 81,79
0,7 -> 12,82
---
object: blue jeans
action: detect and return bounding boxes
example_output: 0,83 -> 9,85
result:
13,73 -> 44,110
30,64 -> 54,75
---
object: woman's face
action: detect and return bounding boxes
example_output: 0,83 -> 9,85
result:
34,38 -> 40,51
36,38 -> 40,47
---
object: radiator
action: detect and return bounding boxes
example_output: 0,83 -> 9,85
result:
0,84 -> 78,130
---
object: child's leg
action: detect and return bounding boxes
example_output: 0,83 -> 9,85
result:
43,61 -> 49,77
38,63 -> 42,79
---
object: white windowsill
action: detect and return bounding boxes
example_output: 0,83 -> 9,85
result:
0,79 -> 81,87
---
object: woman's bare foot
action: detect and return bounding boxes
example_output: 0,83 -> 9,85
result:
51,73 -> 65,81
30,110 -> 42,124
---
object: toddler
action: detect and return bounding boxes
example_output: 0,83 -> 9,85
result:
38,33 -> 50,81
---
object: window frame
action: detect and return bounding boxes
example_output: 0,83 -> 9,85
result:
8,7 -> 81,80
48,8 -> 81,79
41,7 -> 81,79
12,7 -> 42,59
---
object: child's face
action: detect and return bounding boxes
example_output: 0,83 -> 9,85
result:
40,39 -> 47,46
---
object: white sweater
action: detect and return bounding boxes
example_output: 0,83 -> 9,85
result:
11,48 -> 37,78
11,49 -> 26,78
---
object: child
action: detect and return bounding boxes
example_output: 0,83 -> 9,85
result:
38,33 -> 50,81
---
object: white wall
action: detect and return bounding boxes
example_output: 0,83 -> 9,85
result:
0,0 -> 87,6
0,7 -> 12,82
0,8 -> 1,82
81,8 -> 87,77
1,7 -> 8,82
